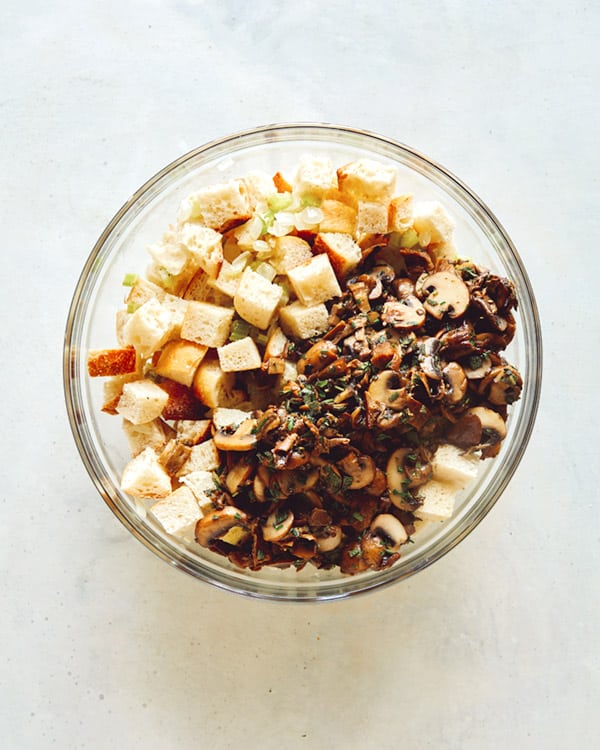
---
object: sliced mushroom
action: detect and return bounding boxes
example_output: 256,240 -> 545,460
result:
465,406 -> 507,445
224,457 -> 255,495
419,269 -> 470,319
382,296 -> 426,329
393,278 -> 415,299
338,452 -> 376,490
195,506 -> 249,547
462,352 -> 493,380
253,470 -> 267,502
262,507 -> 294,542
367,370 -> 408,410
419,337 -> 443,380
213,418 -> 258,451
296,339 -> 338,375
442,362 -> 467,404
270,467 -> 318,498
386,447 -> 430,509
370,514 -> 408,552
364,468 -> 388,496
481,365 -> 523,405
315,525 -> 343,553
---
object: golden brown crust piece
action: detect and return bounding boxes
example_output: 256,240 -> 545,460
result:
87,348 -> 137,377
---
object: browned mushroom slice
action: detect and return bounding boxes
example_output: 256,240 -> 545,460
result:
442,362 -> 468,404
370,514 -> 408,552
470,292 -> 508,331
339,540 -> 371,574
445,413 -> 483,448
466,406 -> 507,446
367,370 -> 409,410
195,506 -> 249,547
382,296 -> 426,329
437,321 -> 479,359
462,352 -> 493,380
262,507 -> 294,542
296,339 -> 339,375
315,525 -> 343,553
480,365 -> 523,405
213,418 -> 258,451
364,468 -> 388,497
224,456 -> 255,495
386,448 -> 430,510
419,269 -> 470,319
269,467 -> 319,499
338,452 -> 376,490
419,337 -> 443,379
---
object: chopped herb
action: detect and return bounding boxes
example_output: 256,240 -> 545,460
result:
352,512 -> 364,522
122,273 -> 138,286
257,549 -> 265,560
348,547 -> 362,558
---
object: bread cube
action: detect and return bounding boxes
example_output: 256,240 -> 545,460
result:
294,155 -> 338,197
102,372 -> 143,414
150,486 -> 201,537
178,222 -> 223,279
155,340 -> 208,387
313,232 -> 362,279
148,233 -> 190,277
180,300 -> 234,348
287,253 -> 341,306
318,199 -> 357,234
122,418 -> 172,456
126,277 -> 166,308
217,336 -> 262,372
234,267 -> 282,329
120,446 -> 172,499
180,470 -> 219,512
356,201 -> 389,236
121,297 -> 180,359
179,439 -> 220,475
87,347 -> 137,377
116,379 -> 169,425
415,480 -> 457,521
337,158 -> 397,203
182,267 -> 230,306
431,444 -> 479,489
279,300 -> 330,340
208,260 -> 242,298
388,193 -> 414,232
269,236 -> 313,274
243,170 -> 276,206
177,179 -> 252,232
211,408 -> 253,431
412,201 -> 455,246
175,419 -> 212,446
192,355 -> 244,408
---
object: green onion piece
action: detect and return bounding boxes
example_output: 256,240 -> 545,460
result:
267,192 -> 293,213
255,331 -> 269,346
229,319 -> 251,342
122,273 -> 138,287
259,209 -> 275,235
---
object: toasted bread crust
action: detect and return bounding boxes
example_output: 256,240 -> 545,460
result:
87,347 -> 137,377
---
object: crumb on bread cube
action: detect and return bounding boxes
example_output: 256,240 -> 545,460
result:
286,253 -> 341,306
175,419 -> 212,446
217,336 -> 262,372
121,446 -> 173,499
294,155 -> 338,197
180,470 -> 219,512
150,486 -> 201,537
180,300 -> 234,348
192,355 -> 244,408
208,260 -> 242,298
116,379 -> 169,425
337,158 -> 397,203
154,339 -> 208,387
178,438 -> 220,475
313,232 -> 362,279
278,300 -> 330,340
177,179 -> 252,232
234,267 -> 282,330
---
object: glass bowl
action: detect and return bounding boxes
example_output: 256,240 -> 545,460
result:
64,123 -> 542,601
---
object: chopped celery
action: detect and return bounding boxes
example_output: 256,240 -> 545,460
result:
300,193 -> 321,208
127,301 -> 140,314
255,331 -> 269,346
259,209 -> 275,235
251,261 -> 277,281
229,319 -> 251,342
267,192 -> 293,213
122,273 -> 138,287
400,228 -> 419,248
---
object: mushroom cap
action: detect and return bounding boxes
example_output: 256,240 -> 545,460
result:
367,370 -> 408,410
465,406 -> 507,443
315,525 -> 343,553
262,508 -> 294,542
382,296 -> 426,330
213,418 -> 258,451
195,506 -> 249,547
442,362 -> 468,404
338,452 -> 376,490
370,513 -> 408,552
419,270 -> 470,319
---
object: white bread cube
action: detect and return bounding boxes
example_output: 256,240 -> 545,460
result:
337,158 -> 397,203
120,446 -> 172,499
207,259 -> 243,298
318,199 -> 357,234
415,480 -> 457,522
217,336 -> 262,372
412,201 -> 455,246
145,259 -> 195,296
211,407 -> 253,431
182,267 -> 230,306
155,339 -> 208,387
102,371 -> 143,414
177,179 -> 251,232
178,222 -> 223,279
313,232 -> 362,279
356,200 -> 389,236
287,253 -> 341,305
126,277 -> 166,308
175,419 -> 212,446
180,300 -> 234,348
116,379 -> 169,425
431,444 -> 479,489
243,170 -> 276,206
269,236 -> 313,274
294,155 -> 338,197
234,267 -> 282,330
148,233 -> 190,277
180,470 -> 219,512
121,297 -> 179,359
150,486 -> 201,537
279,300 -> 329,340
179,439 -> 220,475
388,193 -> 414,232
192,356 -> 244,408
122,418 -> 172,456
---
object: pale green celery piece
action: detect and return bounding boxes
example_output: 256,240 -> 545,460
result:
122,273 -> 138,287
255,331 -> 269,346
400,228 -> 419,248
252,261 -> 277,281
127,301 -> 140,314
229,319 -> 251,342
259,209 -> 275,235
267,192 -> 293,213
300,193 -> 321,208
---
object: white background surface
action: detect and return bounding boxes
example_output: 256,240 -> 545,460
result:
2,1 -> 598,748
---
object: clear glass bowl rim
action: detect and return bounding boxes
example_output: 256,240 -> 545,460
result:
64,122 -> 543,602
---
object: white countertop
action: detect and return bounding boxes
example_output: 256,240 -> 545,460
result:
2,1 -> 598,747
